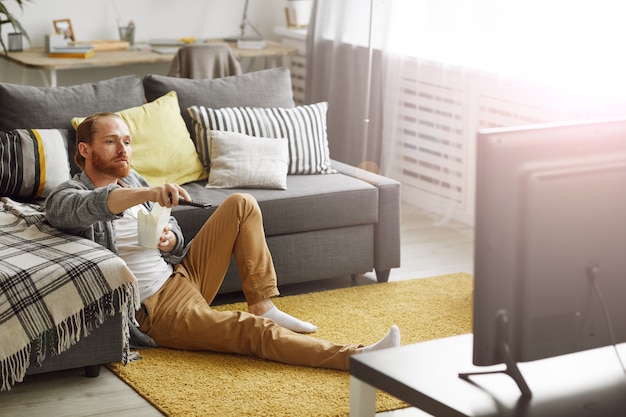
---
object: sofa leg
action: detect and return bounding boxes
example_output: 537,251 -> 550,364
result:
375,269 -> 390,283
84,364 -> 101,378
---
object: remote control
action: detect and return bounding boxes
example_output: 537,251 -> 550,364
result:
178,197 -> 212,208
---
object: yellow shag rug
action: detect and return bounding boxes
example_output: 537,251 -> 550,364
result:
108,273 -> 473,417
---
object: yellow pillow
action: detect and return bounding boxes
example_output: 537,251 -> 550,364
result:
72,91 -> 207,186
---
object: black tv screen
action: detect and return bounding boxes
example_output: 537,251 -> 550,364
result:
473,117 -> 626,374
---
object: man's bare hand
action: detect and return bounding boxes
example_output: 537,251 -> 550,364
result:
148,184 -> 191,208
157,223 -> 177,252
108,184 -> 191,213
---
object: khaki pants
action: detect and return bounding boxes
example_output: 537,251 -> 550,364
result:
136,193 -> 360,370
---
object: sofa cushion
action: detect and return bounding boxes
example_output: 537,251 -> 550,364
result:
72,91 -> 207,186
0,76 -> 145,175
207,131 -> 289,189
0,129 -> 70,199
188,103 -> 335,175
175,173 -> 378,240
142,68 -> 295,141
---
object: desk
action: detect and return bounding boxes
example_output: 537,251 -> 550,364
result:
349,333 -> 626,417
3,40 -> 297,87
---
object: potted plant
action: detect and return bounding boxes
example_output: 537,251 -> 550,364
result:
0,0 -> 30,54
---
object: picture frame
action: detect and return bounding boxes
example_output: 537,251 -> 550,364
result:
53,19 -> 75,42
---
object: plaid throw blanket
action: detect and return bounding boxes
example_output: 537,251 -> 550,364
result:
0,198 -> 139,391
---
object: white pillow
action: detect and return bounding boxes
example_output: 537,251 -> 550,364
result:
207,130 -> 289,189
187,102 -> 335,175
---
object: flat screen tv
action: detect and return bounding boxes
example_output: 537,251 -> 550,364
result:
468,117 -> 626,396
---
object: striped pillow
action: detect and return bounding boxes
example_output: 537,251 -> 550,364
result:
0,129 -> 70,199
187,102 -> 335,175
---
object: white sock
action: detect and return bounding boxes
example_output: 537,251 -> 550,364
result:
261,306 -> 318,333
362,325 -> 401,353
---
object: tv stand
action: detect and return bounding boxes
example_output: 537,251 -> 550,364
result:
350,333 -> 626,417
459,310 -> 532,397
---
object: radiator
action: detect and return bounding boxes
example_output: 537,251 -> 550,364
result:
387,59 -> 596,225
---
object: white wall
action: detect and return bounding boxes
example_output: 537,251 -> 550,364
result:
1,0 -> 291,85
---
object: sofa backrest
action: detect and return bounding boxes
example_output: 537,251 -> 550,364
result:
0,67 -> 299,199
142,67 -> 295,141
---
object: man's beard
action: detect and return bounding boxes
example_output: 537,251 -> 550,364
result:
91,152 -> 131,178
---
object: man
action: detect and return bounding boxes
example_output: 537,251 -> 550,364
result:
46,112 -> 399,370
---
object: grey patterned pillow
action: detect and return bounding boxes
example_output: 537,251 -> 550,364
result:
0,129 -> 70,198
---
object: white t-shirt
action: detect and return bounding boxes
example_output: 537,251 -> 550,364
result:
115,205 -> 173,302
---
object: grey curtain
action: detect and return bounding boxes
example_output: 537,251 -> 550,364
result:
305,0 -> 387,171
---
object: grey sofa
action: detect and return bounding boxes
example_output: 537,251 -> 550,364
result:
177,159 -> 399,293
0,68 -> 400,379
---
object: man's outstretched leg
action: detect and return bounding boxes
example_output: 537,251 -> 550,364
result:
138,275 -> 401,370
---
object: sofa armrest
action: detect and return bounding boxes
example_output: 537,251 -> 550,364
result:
331,160 -> 401,279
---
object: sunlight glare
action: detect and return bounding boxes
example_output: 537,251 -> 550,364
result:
387,0 -> 626,100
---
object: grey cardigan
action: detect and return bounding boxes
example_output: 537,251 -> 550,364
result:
45,169 -> 188,266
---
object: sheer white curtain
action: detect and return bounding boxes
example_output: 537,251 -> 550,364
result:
381,0 -> 626,167
308,0 -> 626,220
380,0 -> 626,223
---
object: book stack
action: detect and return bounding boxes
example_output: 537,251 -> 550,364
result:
49,45 -> 95,58
72,40 -> 129,51
236,38 -> 266,49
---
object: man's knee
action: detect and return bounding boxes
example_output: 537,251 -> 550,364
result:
223,193 -> 259,212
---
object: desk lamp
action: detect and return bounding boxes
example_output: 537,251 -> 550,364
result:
225,0 -> 263,41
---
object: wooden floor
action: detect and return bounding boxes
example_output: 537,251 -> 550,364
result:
0,203 -> 474,417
